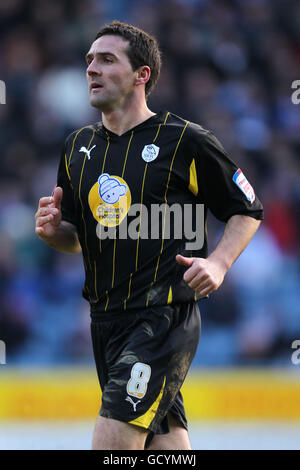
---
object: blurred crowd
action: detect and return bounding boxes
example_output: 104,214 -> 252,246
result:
0,0 -> 300,367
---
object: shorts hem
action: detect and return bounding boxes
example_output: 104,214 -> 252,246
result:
99,409 -> 152,432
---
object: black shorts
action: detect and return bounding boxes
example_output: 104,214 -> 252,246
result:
90,301 -> 201,442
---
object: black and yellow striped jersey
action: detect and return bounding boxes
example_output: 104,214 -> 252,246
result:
57,111 -> 263,314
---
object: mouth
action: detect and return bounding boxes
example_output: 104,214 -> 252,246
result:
90,83 -> 103,91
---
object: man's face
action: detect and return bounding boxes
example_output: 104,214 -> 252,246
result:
86,35 -> 137,111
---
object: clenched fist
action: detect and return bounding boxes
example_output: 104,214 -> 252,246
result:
176,254 -> 227,297
35,186 -> 63,239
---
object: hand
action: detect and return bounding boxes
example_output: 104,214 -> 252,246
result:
35,186 -> 63,239
175,254 -> 227,297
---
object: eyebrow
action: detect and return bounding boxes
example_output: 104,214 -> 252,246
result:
85,51 -> 118,62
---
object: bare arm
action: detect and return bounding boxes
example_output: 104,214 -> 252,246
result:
176,214 -> 261,296
35,186 -> 81,254
208,214 -> 261,271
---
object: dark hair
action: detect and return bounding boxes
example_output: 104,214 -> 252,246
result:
94,21 -> 161,96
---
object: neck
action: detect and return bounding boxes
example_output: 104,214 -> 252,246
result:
101,101 -> 155,136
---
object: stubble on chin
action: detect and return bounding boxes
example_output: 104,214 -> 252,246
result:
89,94 -> 105,110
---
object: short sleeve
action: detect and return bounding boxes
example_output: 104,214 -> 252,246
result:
57,142 -> 77,226
191,129 -> 264,222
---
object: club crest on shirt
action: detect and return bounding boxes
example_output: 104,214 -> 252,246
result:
142,144 -> 160,162
88,173 -> 131,226
233,169 -> 255,204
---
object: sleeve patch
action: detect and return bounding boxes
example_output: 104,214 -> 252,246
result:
233,169 -> 255,204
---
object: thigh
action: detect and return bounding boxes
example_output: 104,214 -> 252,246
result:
92,415 -> 148,450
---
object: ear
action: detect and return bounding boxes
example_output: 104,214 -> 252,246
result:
119,185 -> 127,196
98,173 -> 109,185
135,65 -> 151,87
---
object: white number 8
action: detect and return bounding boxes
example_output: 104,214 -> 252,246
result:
127,362 -> 151,399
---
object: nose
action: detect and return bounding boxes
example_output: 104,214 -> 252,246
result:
87,59 -> 102,77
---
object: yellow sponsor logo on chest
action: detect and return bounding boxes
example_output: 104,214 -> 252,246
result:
88,173 -> 131,227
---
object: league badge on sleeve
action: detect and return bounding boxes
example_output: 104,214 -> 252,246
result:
233,169 -> 255,203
